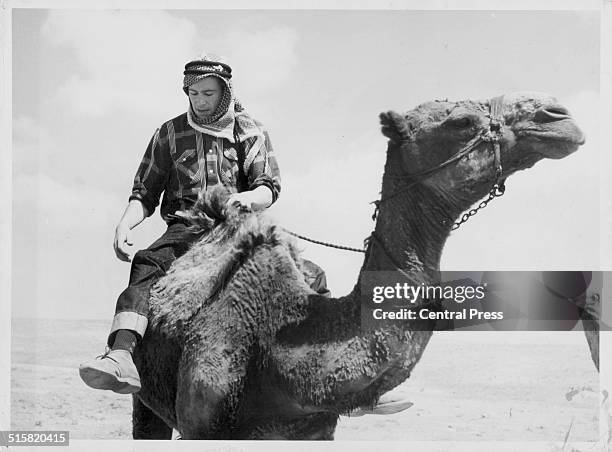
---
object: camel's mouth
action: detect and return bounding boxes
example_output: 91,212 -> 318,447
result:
512,113 -> 585,161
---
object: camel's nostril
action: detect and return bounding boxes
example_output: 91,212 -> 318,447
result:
535,106 -> 571,123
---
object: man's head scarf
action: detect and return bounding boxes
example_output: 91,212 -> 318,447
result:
182,53 -> 264,148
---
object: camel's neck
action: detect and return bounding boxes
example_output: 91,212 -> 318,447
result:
295,146 -> 467,343
350,146 -> 465,300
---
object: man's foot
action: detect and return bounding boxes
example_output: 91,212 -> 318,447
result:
79,349 -> 141,394
348,394 -> 414,417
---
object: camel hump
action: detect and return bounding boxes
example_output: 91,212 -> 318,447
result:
149,185 -> 301,337
380,111 -> 410,143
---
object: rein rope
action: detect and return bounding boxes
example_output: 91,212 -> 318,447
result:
285,95 -> 507,252
281,228 -> 367,253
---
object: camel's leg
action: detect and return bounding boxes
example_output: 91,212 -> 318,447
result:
580,292 -> 600,371
132,395 -> 173,439
175,345 -> 250,439
581,315 -> 599,371
174,317 -> 254,440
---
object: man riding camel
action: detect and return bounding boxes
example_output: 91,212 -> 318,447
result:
79,53 -> 282,394
78,53 -> 408,417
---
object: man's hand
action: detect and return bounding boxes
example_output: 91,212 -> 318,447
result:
226,186 -> 273,213
113,200 -> 148,262
114,224 -> 134,262
226,192 -> 256,213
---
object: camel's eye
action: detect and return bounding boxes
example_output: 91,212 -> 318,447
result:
445,117 -> 473,129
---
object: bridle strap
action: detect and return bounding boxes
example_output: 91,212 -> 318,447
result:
489,95 -> 505,128
384,134 -> 486,182
487,94 -> 505,183
377,133 -> 486,206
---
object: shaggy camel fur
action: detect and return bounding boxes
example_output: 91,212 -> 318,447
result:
131,92 -> 589,440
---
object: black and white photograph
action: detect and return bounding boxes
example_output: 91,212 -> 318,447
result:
1,0 -> 611,450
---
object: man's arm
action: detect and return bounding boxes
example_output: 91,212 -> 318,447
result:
226,127 -> 281,212
129,127 -> 170,218
115,125 -> 170,261
113,200 -> 149,262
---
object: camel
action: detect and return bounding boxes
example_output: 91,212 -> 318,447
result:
129,92 -> 587,440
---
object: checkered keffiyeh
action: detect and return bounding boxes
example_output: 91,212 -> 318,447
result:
183,55 -> 233,88
182,56 -> 265,154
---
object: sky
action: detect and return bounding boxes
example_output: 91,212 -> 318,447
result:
10,8 -> 602,320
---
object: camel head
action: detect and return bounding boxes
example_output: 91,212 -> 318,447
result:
379,92 -> 585,213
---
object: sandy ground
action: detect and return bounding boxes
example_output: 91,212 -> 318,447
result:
10,318 -> 601,443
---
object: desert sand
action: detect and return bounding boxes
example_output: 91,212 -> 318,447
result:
11,318 -> 600,442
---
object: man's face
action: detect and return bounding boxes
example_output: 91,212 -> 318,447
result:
188,77 -> 224,120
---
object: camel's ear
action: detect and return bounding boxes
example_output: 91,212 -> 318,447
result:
380,111 -> 410,144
